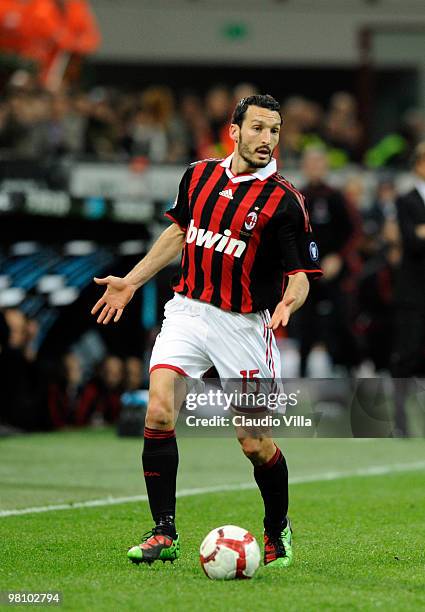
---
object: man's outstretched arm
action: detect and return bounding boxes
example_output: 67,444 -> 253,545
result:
91,223 -> 186,325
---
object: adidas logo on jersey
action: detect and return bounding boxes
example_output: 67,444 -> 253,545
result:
219,188 -> 233,199
186,220 -> 246,258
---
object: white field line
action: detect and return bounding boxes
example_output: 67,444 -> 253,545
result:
1,460 -> 425,519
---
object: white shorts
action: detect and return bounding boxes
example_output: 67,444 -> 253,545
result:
150,293 -> 281,380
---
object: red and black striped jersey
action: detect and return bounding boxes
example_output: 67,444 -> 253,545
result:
165,154 -> 322,313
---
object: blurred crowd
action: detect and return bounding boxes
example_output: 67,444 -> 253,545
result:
1,77 -> 424,168
1,73 -> 424,435
0,306 -> 145,432
1,143 -> 424,436
284,147 -> 401,377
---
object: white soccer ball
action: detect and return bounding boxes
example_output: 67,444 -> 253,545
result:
199,525 -> 261,580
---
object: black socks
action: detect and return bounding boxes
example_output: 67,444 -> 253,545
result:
142,430 -> 288,540
254,446 -> 288,536
142,427 -> 179,538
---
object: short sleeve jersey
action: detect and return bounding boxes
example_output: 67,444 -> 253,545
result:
165,155 -> 322,313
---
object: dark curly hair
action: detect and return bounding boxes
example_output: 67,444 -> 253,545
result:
231,94 -> 282,127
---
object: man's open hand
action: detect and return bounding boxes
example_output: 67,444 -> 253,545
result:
91,276 -> 136,324
267,296 -> 296,330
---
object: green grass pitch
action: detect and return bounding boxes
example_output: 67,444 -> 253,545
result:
1,430 -> 424,611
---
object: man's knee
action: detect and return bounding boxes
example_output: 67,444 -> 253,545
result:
146,391 -> 174,429
146,368 -> 186,429
238,436 -> 275,466
239,436 -> 261,460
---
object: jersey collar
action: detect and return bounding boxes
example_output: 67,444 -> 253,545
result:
220,153 -> 277,184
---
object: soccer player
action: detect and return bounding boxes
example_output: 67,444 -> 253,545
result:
91,95 -> 322,568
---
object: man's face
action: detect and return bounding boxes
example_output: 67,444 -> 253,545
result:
233,105 -> 281,168
302,150 -> 328,183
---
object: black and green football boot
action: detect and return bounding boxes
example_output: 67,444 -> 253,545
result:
128,526 -> 180,565
263,519 -> 293,568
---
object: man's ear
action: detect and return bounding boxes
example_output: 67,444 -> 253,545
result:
229,123 -> 239,143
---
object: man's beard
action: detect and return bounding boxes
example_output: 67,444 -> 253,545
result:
238,140 -> 272,169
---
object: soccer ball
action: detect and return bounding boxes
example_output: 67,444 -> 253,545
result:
199,525 -> 261,580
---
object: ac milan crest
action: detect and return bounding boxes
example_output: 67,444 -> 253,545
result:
244,211 -> 258,231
